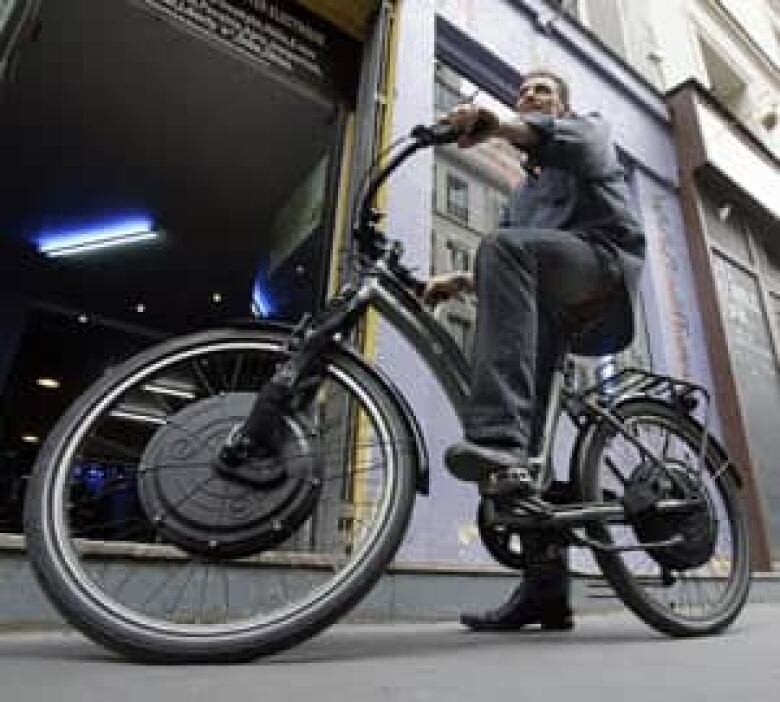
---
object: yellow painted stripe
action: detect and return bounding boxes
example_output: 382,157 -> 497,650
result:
351,0 -> 402,548
293,0 -> 380,40
362,0 -> 400,362
327,113 -> 356,297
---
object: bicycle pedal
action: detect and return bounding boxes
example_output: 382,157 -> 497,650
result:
484,495 -> 554,527
511,495 -> 555,519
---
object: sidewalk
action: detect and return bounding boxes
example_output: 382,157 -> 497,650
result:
1,604 -> 779,702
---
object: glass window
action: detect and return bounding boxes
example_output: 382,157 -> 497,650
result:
446,172 -> 469,222
0,0 -> 345,535
699,37 -> 747,112
699,184 -> 752,264
447,239 -> 472,272
712,252 -> 780,548
751,217 -> 780,293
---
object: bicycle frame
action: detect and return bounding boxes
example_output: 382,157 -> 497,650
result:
236,123 -> 738,548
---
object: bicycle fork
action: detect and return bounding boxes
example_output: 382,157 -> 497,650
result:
219,286 -> 366,467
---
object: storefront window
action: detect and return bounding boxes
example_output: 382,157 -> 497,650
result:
431,62 -> 524,354
429,62 -> 650,381
698,172 -> 780,552
447,240 -> 472,272
446,173 -> 469,222
0,0 -> 355,535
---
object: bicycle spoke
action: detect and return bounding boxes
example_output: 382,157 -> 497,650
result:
35,333 -> 414,658
593,407 -> 747,631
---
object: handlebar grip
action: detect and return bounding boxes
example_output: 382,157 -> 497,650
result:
412,118 -> 493,147
411,123 -> 462,145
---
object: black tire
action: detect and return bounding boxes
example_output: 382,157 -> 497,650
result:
24,327 -> 416,662
579,398 -> 750,637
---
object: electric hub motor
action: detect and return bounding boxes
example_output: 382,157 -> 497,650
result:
624,459 -> 717,571
137,392 -> 320,560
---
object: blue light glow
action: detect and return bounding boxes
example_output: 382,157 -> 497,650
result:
251,277 -> 274,318
35,216 -> 158,258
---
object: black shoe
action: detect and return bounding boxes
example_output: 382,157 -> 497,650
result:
445,441 -> 533,496
460,582 -> 574,632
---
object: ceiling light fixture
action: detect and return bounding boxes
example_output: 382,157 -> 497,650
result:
36,377 -> 61,389
136,303 -> 146,314
212,292 -> 223,303
22,434 -> 41,444
35,217 -> 160,258
251,277 -> 274,318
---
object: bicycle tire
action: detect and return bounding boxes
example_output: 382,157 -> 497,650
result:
24,327 -> 417,662
579,398 -> 750,637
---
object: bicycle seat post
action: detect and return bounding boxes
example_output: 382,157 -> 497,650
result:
529,345 -> 571,491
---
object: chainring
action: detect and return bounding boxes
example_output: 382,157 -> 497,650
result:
476,482 -> 579,570
625,460 -> 716,571
476,500 -> 528,570
137,392 -> 320,560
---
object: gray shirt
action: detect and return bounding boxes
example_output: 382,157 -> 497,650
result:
502,111 -> 646,355
505,111 -> 646,262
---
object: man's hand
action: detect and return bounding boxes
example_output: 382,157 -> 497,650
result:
443,104 -> 500,148
421,272 -> 475,306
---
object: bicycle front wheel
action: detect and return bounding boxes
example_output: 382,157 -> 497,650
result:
579,398 -> 750,637
25,327 -> 416,662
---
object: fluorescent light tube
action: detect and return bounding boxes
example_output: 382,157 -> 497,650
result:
36,218 -> 160,258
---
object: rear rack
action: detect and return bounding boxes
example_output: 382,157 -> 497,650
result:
577,366 -> 715,473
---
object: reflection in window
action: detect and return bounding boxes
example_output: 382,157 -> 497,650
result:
700,187 -> 752,265
431,62 -> 527,355
434,77 -> 464,113
447,240 -> 471,272
446,173 -> 469,222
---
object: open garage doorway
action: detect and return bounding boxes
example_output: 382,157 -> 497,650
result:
0,0 -> 361,531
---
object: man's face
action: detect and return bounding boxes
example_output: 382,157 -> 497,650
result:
515,75 -> 566,117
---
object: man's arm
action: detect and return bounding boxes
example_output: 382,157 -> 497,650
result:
444,104 -> 540,150
494,120 -> 540,149
421,272 -> 474,305
444,105 -> 613,176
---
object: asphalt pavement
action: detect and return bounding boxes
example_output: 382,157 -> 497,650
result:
1,604 -> 779,702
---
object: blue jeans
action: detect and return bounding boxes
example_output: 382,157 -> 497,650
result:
464,227 -> 624,454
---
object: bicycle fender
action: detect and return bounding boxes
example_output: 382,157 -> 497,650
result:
593,396 -> 744,490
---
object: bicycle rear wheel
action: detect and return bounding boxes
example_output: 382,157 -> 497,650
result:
25,327 -> 416,662
579,398 -> 750,637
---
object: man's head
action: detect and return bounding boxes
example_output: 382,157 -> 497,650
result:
515,70 -> 570,118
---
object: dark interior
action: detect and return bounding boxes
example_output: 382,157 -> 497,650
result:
0,0 -> 351,529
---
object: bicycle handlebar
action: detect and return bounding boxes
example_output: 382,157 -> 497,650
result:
352,122 -> 465,295
410,122 -> 463,146
356,122 -> 462,232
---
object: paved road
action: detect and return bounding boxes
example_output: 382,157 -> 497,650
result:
1,605 -> 779,702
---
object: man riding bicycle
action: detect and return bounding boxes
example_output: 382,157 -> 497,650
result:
423,69 -> 646,631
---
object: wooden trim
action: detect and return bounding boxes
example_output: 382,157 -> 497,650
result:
667,87 -> 773,569
293,0 -> 380,40
326,113 -> 356,297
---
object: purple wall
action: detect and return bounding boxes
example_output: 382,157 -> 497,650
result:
378,0 -> 714,564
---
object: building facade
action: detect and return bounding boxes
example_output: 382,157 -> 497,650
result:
378,0 -> 717,567
0,0 -> 775,626
561,0 -> 780,564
